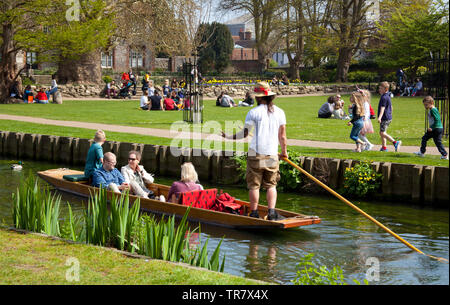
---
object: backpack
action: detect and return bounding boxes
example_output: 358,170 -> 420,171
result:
212,191 -> 243,215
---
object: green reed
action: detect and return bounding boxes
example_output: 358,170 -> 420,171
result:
12,175 -> 61,236
12,178 -> 225,272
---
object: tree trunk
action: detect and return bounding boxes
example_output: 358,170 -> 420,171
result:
0,23 -> 20,103
288,63 -> 301,79
336,47 -> 353,82
56,50 -> 102,84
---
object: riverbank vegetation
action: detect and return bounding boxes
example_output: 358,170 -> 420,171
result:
12,176 -> 225,272
0,228 -> 263,285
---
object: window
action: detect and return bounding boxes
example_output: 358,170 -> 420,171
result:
26,52 -> 38,69
129,49 -> 143,68
101,52 -> 113,68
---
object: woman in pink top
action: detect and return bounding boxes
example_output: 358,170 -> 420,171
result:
168,162 -> 203,203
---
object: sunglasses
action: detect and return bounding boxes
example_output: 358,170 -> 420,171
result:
128,158 -> 137,161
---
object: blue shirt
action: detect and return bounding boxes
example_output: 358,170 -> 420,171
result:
377,92 -> 392,121
92,167 -> 125,188
84,142 -> 104,178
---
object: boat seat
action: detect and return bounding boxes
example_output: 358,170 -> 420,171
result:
179,189 -> 218,210
63,174 -> 89,182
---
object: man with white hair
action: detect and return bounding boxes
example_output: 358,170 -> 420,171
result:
92,152 -> 130,193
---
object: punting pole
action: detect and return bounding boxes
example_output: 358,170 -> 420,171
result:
282,157 -> 448,263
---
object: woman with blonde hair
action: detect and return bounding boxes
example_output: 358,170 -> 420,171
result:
167,162 -> 204,203
347,92 -> 366,152
358,89 -> 374,151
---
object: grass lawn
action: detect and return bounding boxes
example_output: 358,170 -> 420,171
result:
1,95 -> 447,148
0,119 -> 447,167
0,228 -> 267,285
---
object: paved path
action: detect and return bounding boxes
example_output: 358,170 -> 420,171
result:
0,114 -> 444,155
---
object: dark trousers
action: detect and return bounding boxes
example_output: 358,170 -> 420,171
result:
421,128 -> 448,156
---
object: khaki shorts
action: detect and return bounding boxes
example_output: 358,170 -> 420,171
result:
246,153 -> 280,190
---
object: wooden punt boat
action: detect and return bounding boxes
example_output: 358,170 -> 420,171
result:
37,168 -> 321,230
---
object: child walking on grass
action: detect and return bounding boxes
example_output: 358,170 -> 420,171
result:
347,91 -> 366,152
414,96 -> 449,160
377,81 -> 401,152
359,89 -> 374,151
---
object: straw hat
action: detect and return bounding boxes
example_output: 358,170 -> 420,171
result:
253,81 -> 276,97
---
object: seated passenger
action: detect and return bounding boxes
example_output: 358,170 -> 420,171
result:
150,90 -> 164,110
318,96 -> 335,118
121,150 -> 161,200
92,152 -> 130,193
238,91 -> 255,107
167,162 -> 204,203
35,87 -> 49,104
84,130 -> 106,179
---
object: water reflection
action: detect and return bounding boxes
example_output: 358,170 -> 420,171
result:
0,158 -> 448,285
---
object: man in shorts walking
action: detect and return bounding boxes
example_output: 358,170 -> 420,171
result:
221,82 -> 288,220
378,81 -> 401,152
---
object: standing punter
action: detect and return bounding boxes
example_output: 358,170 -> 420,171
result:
221,82 -> 288,220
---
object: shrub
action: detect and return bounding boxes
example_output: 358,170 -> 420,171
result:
341,161 -> 382,198
102,75 -> 113,84
347,71 -> 378,82
232,149 -> 303,192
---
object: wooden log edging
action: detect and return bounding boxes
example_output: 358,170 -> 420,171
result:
0,131 -> 448,206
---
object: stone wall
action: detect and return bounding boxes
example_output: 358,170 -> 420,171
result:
1,131 -> 448,206
27,83 -> 372,99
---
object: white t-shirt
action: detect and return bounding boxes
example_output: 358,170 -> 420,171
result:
140,95 -> 149,107
244,104 -> 286,155
363,101 -> 371,120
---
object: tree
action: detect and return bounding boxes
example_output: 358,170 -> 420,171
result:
375,0 -> 449,79
328,0 -> 375,82
0,0 -> 55,102
196,22 -> 234,73
282,0 -> 334,78
220,0 -> 284,72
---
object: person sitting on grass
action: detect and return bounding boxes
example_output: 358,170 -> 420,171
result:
414,96 -> 448,160
331,96 -> 349,120
35,87 -> 49,104
10,81 -> 22,99
23,85 -> 34,103
170,90 -> 183,109
238,91 -> 255,107
140,89 -> 151,110
164,95 -> 179,111
92,152 -> 130,193
167,162 -> 204,203
318,96 -> 335,118
84,130 -> 106,180
149,89 -> 164,110
121,150 -> 164,200
216,92 -> 236,107
162,79 -> 171,97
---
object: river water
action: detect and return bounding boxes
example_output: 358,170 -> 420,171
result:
0,158 -> 448,285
